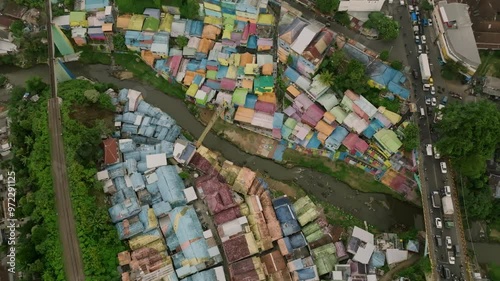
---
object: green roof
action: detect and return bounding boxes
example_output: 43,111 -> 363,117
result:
374,129 -> 402,154
51,25 -> 75,56
293,196 -> 319,226
206,70 -> 217,80
128,14 -> 145,31
142,16 -> 159,31
313,243 -> 337,276
69,11 -> 86,22
254,75 -> 274,94
232,88 -> 248,106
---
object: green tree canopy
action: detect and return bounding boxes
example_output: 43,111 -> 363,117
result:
180,0 -> 200,19
176,35 -> 189,49
364,12 -> 399,40
318,70 -> 334,86
461,176 -> 494,220
441,60 -> 467,80
391,60 -> 403,70
436,100 -> 500,178
334,12 -> 350,26
421,0 -> 434,11
9,20 -> 25,38
402,123 -> 419,151
379,50 -> 389,61
316,0 -> 340,14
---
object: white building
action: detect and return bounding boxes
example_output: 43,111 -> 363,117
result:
338,0 -> 386,21
433,1 -> 481,76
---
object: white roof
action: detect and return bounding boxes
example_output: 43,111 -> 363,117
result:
96,170 -> 110,181
146,153 -> 167,169
331,271 -> 343,281
105,6 -> 112,15
214,266 -> 226,281
352,226 -> 374,244
353,243 -> 375,264
219,217 -> 246,238
203,229 -> 213,238
183,186 -> 198,202
145,172 -> 158,184
127,89 -> 142,111
151,42 -> 168,53
338,0 -> 386,12
124,175 -> 133,187
290,24 -> 322,54
133,114 -> 143,126
208,246 -> 220,257
386,249 -> 408,265
367,274 -> 377,281
53,15 -> 70,26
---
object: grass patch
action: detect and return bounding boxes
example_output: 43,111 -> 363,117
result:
477,50 -> 500,78
162,0 -> 183,7
488,263 -> 500,280
116,0 -> 161,13
113,53 -> 185,98
396,256 -> 430,280
77,45 -> 112,65
282,149 -> 402,198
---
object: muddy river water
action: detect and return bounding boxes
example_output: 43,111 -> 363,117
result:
1,63 -> 424,231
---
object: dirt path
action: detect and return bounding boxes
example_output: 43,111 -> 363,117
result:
379,254 -> 422,281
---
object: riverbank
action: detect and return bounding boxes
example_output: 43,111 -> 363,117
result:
0,63 -> 423,231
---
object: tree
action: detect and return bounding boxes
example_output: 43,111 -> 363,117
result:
436,100 -> 500,178
9,20 -> 25,38
26,76 -> 48,94
180,0 -> 200,19
461,177 -> 494,220
421,0 -> 434,11
379,50 -> 389,61
316,0 -> 339,14
402,123 -> 419,151
84,89 -> 100,103
391,60 -> 403,70
441,60 -> 467,80
334,12 -> 350,26
287,54 -> 294,66
113,34 -> 127,51
175,35 -> 189,49
318,70 -> 334,86
0,75 -> 6,87
364,12 -> 399,40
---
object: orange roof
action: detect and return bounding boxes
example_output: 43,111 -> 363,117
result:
240,52 -> 254,66
286,85 -> 301,98
116,15 -> 131,29
103,138 -> 119,165
315,120 -> 334,137
262,63 -> 273,75
323,111 -> 336,124
141,50 -> 155,66
197,38 -> 214,54
202,24 -> 221,40
183,71 -> 196,85
257,92 -> 276,105
317,132 -> 328,144
102,23 -> 113,32
236,16 -> 257,24
242,79 -> 254,90
234,107 -> 255,124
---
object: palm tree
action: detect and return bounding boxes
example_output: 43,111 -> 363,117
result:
318,70 -> 334,86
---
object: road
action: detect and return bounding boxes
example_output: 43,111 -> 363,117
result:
45,0 -> 85,279
394,4 -> 471,281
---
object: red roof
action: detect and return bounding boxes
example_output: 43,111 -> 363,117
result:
103,138 -> 120,165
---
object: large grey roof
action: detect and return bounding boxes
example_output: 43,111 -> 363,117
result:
440,2 -> 481,67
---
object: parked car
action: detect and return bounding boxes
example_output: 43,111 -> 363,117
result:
425,96 -> 431,105
409,4 -> 414,12
412,69 -> 419,79
444,267 -> 451,279
421,35 -> 427,44
428,18 -> 433,26
446,236 -> 452,249
417,44 -> 422,54
400,0 -> 405,5
435,235 -> 443,247
431,97 -> 437,106
430,86 -> 436,95
441,95 -> 448,105
415,35 -> 420,43
435,217 -> 443,229
443,186 -> 451,196
423,84 -> 431,91
440,162 -> 448,173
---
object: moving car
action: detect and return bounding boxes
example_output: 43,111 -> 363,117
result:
435,234 -> 442,247
412,69 -> 419,79
415,35 -> 420,43
428,18 -> 433,26
423,84 -> 431,91
435,217 -> 442,229
446,236 -> 452,249
431,97 -> 437,106
440,162 -> 448,173
443,186 -> 451,196
421,35 -> 427,44
409,4 -> 414,12
417,44 -> 422,54
425,96 -> 431,105
434,147 -> 441,159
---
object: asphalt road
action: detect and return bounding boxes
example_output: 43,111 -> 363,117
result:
45,0 -> 85,279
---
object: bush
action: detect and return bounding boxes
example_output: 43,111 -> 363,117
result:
379,50 -> 389,61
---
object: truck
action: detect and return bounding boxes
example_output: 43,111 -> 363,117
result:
418,54 -> 431,82
442,196 -> 454,216
411,12 -> 417,23
431,191 -> 441,209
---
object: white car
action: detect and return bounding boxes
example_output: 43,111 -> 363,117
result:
434,147 -> 441,159
428,19 -> 433,26
415,35 -> 420,43
400,0 -> 405,5
423,84 -> 431,91
430,86 -> 436,95
431,97 -> 437,106
409,5 -> 414,12
415,6 -> 419,12
440,162 -> 448,174
446,236 -> 452,249
435,218 -> 442,229
444,186 -> 451,196
425,97 -> 431,105
421,35 -> 427,44
417,45 -> 422,54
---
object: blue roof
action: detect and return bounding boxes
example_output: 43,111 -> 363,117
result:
108,196 -> 141,223
369,250 -> 386,268
284,66 -> 300,82
247,35 -> 257,49
273,113 -> 284,129
116,215 -> 144,240
274,204 -> 301,236
153,200 -> 172,217
325,126 -> 349,151
143,8 -> 161,19
190,21 -> 204,37
85,0 -> 108,10
272,196 -> 292,208
296,267 -> 317,280
138,205 -> 156,232
289,232 -> 307,249
305,132 -> 321,149
216,66 -> 229,80
244,94 -> 258,109
181,268 -> 217,281
125,30 -> 140,39
363,119 -> 384,139
130,172 -> 145,190
388,81 -> 410,99
156,165 -> 186,207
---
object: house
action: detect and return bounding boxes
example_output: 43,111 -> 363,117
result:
2,2 -> 27,20
433,1 -> 481,76
338,0 -> 386,21
85,0 -> 109,11
347,226 -> 375,265
103,138 -> 120,165
373,129 -> 402,155
173,139 -> 196,164
463,0 -> 500,50
0,40 -> 17,55
69,11 -> 87,27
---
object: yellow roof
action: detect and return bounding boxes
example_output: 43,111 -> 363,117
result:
186,84 -> 198,97
257,14 -> 274,25
204,16 -> 222,25
159,13 -> 173,32
128,14 -> 145,31
116,14 -> 131,29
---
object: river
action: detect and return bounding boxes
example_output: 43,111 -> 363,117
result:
1,63 -> 424,231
